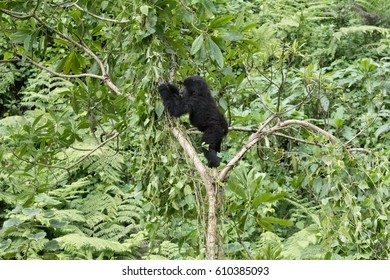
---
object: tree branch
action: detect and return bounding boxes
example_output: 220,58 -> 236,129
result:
171,127 -> 213,186
219,118 -> 338,182
30,15 -> 122,96
65,132 -> 120,170
219,115 -> 276,182
22,55 -> 101,79
279,120 -> 337,144
72,3 -> 130,24
170,126 -> 217,259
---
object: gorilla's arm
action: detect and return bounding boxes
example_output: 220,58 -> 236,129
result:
158,83 -> 189,117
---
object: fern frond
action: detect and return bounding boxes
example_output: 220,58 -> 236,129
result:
94,224 -> 125,239
355,0 -> 390,24
281,224 -> 321,259
272,0 -> 335,22
20,71 -> 73,111
83,149 -> 125,184
256,231 -> 283,260
50,177 -> 92,200
152,240 -> 181,260
334,25 -> 390,41
55,233 -> 130,254
0,64 -> 15,94
329,25 -> 390,57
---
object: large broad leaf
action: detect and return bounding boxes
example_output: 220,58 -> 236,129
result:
63,52 -> 78,74
333,107 -> 345,127
26,231 -> 47,240
375,123 -> 390,139
320,95 -> 329,112
22,208 -> 42,216
252,192 -> 288,208
10,30 -> 32,44
261,216 -> 293,226
227,183 -> 247,200
191,34 -> 204,55
209,15 -> 235,28
3,218 -> 23,228
206,37 -> 224,68
140,5 -> 149,16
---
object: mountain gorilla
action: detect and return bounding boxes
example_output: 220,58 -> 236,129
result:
158,76 -> 228,167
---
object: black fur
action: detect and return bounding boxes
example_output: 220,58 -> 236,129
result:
158,76 -> 228,167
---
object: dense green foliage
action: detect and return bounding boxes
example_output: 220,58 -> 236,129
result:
0,0 -> 389,259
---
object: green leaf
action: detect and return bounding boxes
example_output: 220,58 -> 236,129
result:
375,123 -> 389,139
3,218 -> 23,228
72,52 -> 83,74
52,87 -> 71,95
228,184 -> 246,199
342,126 -> 355,140
309,214 -> 321,227
155,103 -> 165,118
31,113 -> 44,129
140,5 -> 149,16
0,240 -> 12,251
27,231 -> 46,240
56,234 -> 128,253
45,240 -> 61,251
10,30 -> 32,44
206,37 -> 224,68
320,95 -> 329,112
218,97 -> 228,110
261,216 -> 293,226
209,15 -> 235,28
241,23 -> 257,32
55,55 -> 67,73
22,208 -> 42,216
63,52 -> 75,74
333,107 -> 344,127
253,192 -> 288,207
257,217 -> 273,231
3,51 -> 14,60
49,219 -> 67,228
101,1 -> 109,9
191,34 -> 204,55
222,31 -> 242,41
35,193 -> 61,205
253,193 -> 272,207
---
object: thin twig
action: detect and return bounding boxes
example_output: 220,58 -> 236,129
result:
65,132 -> 120,170
72,3 -> 130,24
344,114 -> 379,147
219,115 -> 277,181
244,63 -> 273,114
22,55 -> 101,79
31,15 -> 122,96
219,118 -> 339,182
9,148 -> 68,171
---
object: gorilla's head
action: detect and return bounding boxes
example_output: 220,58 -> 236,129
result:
181,76 -> 210,96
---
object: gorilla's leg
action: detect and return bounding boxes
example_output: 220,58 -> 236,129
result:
202,126 -> 225,167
